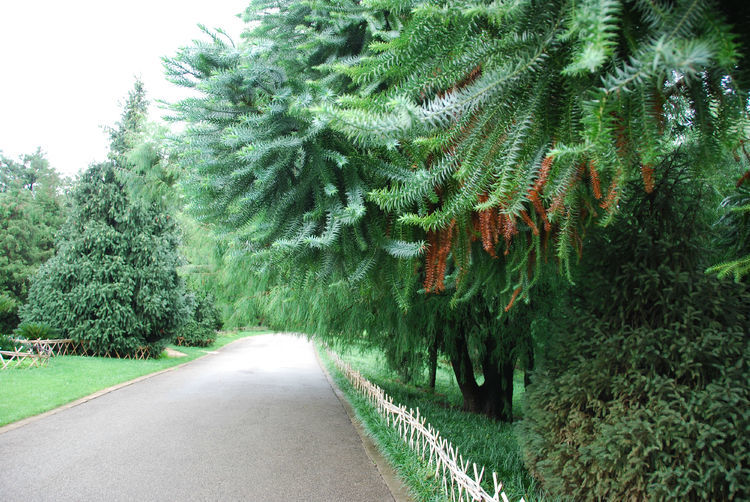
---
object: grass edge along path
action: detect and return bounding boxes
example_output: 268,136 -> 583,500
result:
317,342 -> 558,502
0,328 -> 270,428
317,344 -> 449,502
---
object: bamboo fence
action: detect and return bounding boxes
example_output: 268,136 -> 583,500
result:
329,350 -> 524,502
9,338 -> 150,359
0,349 -> 50,369
11,338 -> 82,357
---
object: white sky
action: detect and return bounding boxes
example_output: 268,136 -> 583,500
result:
0,1 -> 248,178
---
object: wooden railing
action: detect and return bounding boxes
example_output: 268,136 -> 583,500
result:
329,350 -> 524,502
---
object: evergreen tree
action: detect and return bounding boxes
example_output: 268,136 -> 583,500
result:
323,0 -> 750,301
165,2 -> 481,413
167,0 -> 749,420
22,84 -> 184,356
105,78 -> 149,160
0,149 -> 67,305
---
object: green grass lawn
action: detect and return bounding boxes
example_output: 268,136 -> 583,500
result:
0,328 -> 270,427
318,342 -> 557,502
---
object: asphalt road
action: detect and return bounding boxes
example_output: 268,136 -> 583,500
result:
0,334 -> 395,501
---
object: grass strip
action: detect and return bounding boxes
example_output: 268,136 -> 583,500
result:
0,328 -> 270,426
318,342 -> 556,502
317,344 -> 448,502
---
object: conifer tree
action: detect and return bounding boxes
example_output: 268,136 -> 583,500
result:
166,1 -> 527,420
167,0 -> 749,420
22,84 -> 184,356
0,149 -> 67,304
323,0 -> 750,302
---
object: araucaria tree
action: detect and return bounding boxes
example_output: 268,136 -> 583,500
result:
22,83 -> 184,356
168,0 -> 749,420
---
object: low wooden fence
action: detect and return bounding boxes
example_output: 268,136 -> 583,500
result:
0,349 -> 50,369
11,338 -> 82,357
5,338 -> 150,361
329,350 -> 524,502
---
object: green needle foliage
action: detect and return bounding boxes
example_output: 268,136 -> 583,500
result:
21,162 -> 184,356
166,0 -> 437,381
323,0 -> 750,304
0,149 -> 68,309
167,0 -> 749,424
708,177 -> 750,281
166,0 -> 540,421
165,11 -> 401,278
21,84 -> 185,357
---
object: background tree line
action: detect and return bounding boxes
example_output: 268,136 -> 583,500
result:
2,81 -> 221,354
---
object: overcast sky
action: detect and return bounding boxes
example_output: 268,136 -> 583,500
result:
0,1 -> 248,178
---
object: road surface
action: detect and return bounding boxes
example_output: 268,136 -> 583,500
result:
0,334 -> 396,501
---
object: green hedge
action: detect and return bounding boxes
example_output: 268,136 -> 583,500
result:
522,167 -> 750,500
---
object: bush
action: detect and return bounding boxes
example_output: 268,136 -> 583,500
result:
0,333 -> 17,351
173,291 -> 220,347
522,166 -> 750,500
523,292 -> 749,500
193,292 -> 222,331
0,293 -> 19,334
174,319 -> 215,347
13,322 -> 58,340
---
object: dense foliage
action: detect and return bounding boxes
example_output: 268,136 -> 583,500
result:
323,0 -> 750,300
166,0 -> 749,424
522,166 -> 750,500
0,149 -> 68,309
13,322 -> 58,341
20,82 -> 187,357
708,180 -> 750,281
21,162 -> 184,356
174,290 -> 222,347
0,293 -> 19,335
0,333 -> 15,351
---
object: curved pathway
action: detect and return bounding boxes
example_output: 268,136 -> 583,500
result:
0,334 -> 396,501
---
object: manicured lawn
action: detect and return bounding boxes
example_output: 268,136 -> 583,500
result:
318,342 -> 555,502
0,329 -> 270,427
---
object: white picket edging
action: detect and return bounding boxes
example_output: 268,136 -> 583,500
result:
329,350 -> 524,502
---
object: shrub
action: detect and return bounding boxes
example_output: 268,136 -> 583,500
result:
0,293 -> 19,334
522,166 -> 750,500
13,322 -> 58,341
172,291 -> 220,347
174,319 -> 215,347
522,291 -> 749,500
193,292 -> 222,331
0,333 -> 17,351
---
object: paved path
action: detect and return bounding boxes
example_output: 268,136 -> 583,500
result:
0,334 -> 395,501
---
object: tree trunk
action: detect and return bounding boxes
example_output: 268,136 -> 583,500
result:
479,333 -> 515,422
447,330 -> 516,422
428,331 -> 440,391
449,330 -> 482,409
